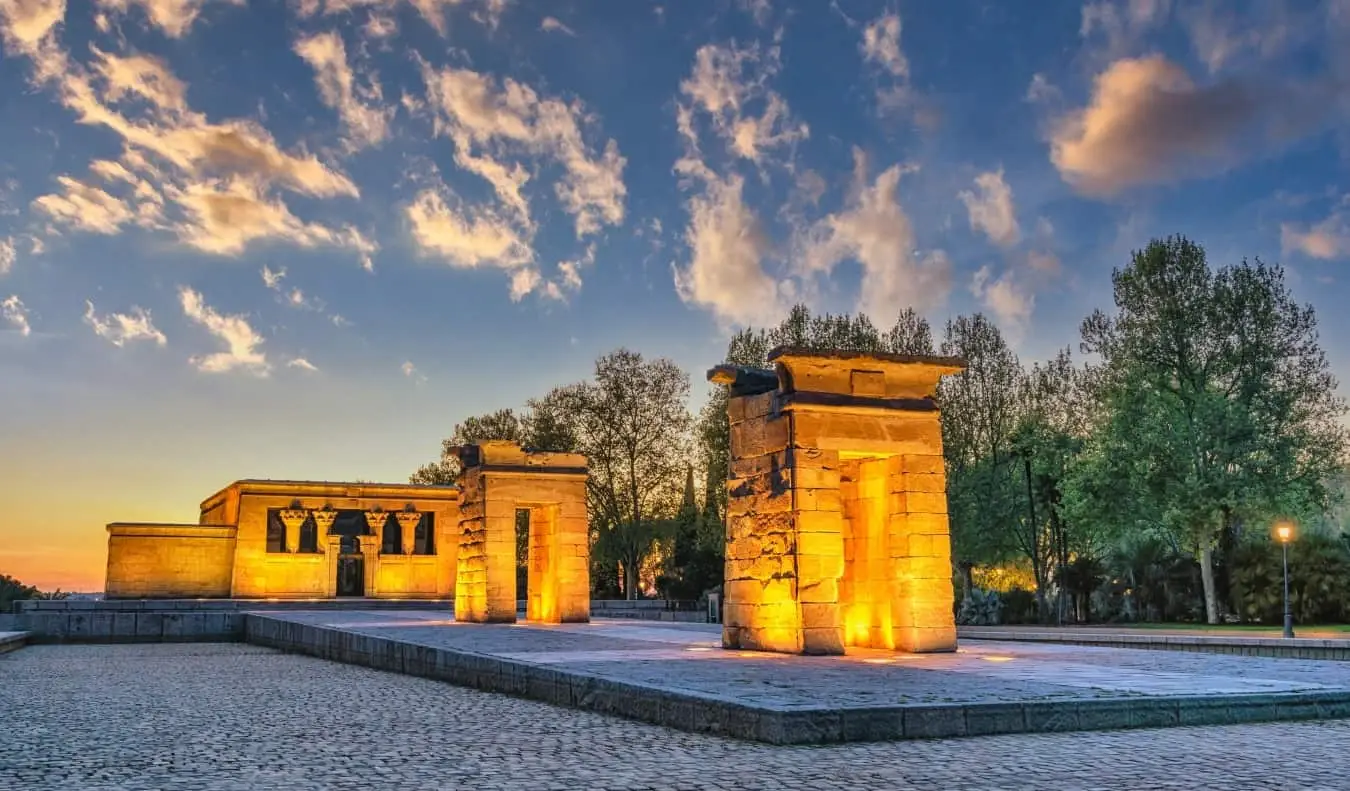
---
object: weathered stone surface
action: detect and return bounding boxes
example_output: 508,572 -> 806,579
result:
718,349 -> 964,657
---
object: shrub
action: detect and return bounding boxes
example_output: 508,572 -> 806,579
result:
1229,533 -> 1350,624
1002,587 -> 1039,624
956,588 -> 1003,625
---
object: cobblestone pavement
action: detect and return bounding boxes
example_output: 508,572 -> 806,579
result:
4,644 -> 1350,790
266,611 -> 1350,707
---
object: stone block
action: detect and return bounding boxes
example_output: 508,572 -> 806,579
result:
795,487 -> 842,512
797,558 -> 843,586
905,492 -> 948,514
795,510 -> 842,535
800,602 -> 841,629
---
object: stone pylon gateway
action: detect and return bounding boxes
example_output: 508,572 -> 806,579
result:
709,347 -> 966,656
453,441 -> 591,624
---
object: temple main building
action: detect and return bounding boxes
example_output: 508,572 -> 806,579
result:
105,479 -> 461,599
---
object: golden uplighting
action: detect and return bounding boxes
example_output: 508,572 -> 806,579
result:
981,655 -> 1015,663
685,646 -> 714,652
862,657 -> 896,664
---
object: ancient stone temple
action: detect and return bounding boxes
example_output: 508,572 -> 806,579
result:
709,346 -> 965,656
453,441 -> 591,624
104,480 -> 460,599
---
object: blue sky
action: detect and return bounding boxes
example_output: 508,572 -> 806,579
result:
2,0 -> 1349,589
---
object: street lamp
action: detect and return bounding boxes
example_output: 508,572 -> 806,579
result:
1274,521 -> 1295,639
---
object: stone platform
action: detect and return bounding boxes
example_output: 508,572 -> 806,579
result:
246,610 -> 1350,744
959,626 -> 1350,660
0,632 -> 29,654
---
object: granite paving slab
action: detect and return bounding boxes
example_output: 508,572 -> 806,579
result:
245,610 -> 1350,743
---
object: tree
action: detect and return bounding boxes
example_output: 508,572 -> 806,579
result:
564,349 -> 693,599
1076,236 -> 1347,623
938,314 -> 1034,606
410,399 -> 580,485
0,574 -> 67,611
410,408 -> 526,484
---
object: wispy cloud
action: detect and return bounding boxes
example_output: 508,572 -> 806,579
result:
1,294 -> 31,336
959,169 -> 1020,248
0,237 -> 14,275
178,286 -> 268,374
539,16 -> 574,36
288,357 -> 319,372
83,300 -> 167,346
293,30 -> 393,152
1282,195 -> 1350,260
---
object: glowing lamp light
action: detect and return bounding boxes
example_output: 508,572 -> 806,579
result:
1275,521 -> 1295,544
981,655 -> 1015,663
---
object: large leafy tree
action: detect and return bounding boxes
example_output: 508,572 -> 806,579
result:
937,314 -> 1034,601
554,349 -> 693,599
1074,236 -> 1347,623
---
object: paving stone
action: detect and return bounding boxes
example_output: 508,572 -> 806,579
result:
6,643 -> 1350,790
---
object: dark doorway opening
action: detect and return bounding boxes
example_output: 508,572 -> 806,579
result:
515,508 -> 530,604
337,533 -> 364,597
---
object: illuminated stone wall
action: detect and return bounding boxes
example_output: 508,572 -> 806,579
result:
713,347 -> 965,655
454,441 -> 590,624
103,480 -> 459,599
105,523 -> 236,598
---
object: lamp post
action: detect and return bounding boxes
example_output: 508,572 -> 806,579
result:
1275,522 -> 1295,639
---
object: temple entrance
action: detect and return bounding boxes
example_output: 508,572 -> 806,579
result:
336,556 -> 364,596
336,534 -> 364,597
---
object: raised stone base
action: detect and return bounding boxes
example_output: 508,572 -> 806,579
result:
246,610 -> 1350,744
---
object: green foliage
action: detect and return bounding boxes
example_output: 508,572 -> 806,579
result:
0,574 -> 68,611
956,588 -> 1003,625
1000,588 -> 1039,624
1071,236 -> 1348,622
1229,534 -> 1350,623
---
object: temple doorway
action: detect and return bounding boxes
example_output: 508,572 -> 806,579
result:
337,534 -> 364,597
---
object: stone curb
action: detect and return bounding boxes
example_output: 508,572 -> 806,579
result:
0,632 -> 30,654
958,628 -> 1350,661
245,614 -> 1350,745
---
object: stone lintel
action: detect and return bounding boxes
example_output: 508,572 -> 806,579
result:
476,466 -> 589,479
769,348 -> 965,401
453,440 -> 587,471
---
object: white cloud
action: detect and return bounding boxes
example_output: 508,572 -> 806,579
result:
406,188 -> 534,272
673,173 -> 780,326
0,0 -> 66,56
555,242 -> 595,294
418,61 -> 626,238
170,177 -> 375,259
1047,55 -> 1341,194
861,12 -> 908,78
1080,0 -> 1171,59
1027,250 -> 1062,274
678,41 -> 807,167
971,265 -> 1034,340
297,0 -> 508,36
1281,197 -> 1350,260
6,37 -> 374,262
83,300 -> 167,346
401,359 -> 427,382
178,286 -> 268,374
958,169 -> 1020,247
261,264 -> 285,290
0,237 -> 15,275
1,294 -> 31,336
293,30 -> 392,151
288,357 -> 319,372
95,0 -> 245,37
1025,73 -> 1062,105
799,150 -> 950,322
32,176 -> 135,233
539,16 -> 574,35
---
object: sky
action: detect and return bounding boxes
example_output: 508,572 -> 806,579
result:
2,0 -> 1349,591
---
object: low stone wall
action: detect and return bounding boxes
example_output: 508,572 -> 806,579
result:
0,631 -> 29,654
958,627 -> 1350,662
15,599 -> 453,643
14,599 -> 710,642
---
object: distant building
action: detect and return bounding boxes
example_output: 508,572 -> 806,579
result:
104,480 -> 459,599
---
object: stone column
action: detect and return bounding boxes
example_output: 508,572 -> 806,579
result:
312,508 -> 338,544
363,510 -> 388,549
357,534 -> 381,597
395,511 -> 422,555
279,507 -> 310,554
324,534 -> 343,598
